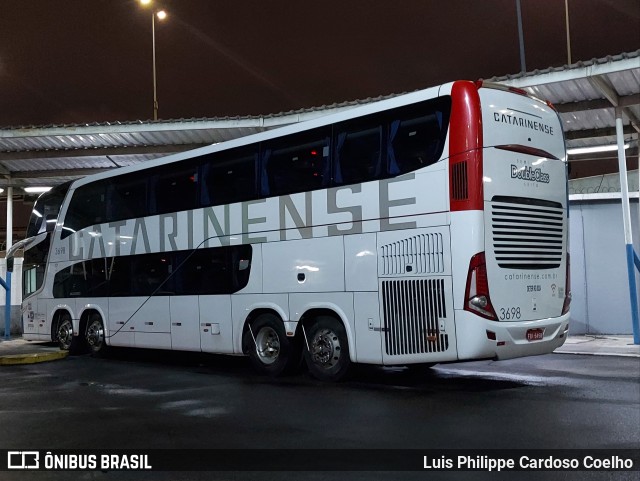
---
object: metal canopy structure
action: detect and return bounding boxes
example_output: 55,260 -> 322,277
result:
490,50 -> 640,169
0,103 -> 371,189
0,50 -> 638,192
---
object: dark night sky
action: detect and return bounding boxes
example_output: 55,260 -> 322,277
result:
1,0 -> 638,127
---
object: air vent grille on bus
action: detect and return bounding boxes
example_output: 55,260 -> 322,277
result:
491,196 -> 565,270
382,279 -> 449,355
380,233 -> 444,276
451,161 -> 468,200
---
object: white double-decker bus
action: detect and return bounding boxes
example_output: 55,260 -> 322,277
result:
8,80 -> 571,381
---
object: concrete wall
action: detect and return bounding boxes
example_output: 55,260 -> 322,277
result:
569,196 -> 639,334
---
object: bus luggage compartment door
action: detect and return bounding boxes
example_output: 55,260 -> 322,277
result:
380,276 -> 457,365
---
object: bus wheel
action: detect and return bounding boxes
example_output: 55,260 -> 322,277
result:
56,313 -> 75,351
243,314 -> 296,376
304,316 -> 351,382
85,313 -> 107,356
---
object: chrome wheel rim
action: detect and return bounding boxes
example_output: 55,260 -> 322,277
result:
254,326 -> 280,365
86,319 -> 104,351
310,328 -> 341,368
57,319 -> 73,350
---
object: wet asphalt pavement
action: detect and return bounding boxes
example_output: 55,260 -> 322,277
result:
0,347 -> 638,481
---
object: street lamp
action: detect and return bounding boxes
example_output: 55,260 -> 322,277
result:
139,0 -> 167,120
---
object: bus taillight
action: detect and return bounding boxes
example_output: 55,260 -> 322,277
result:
562,253 -> 571,315
464,252 -> 497,320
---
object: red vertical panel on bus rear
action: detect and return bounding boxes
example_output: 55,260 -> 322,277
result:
449,81 -> 483,211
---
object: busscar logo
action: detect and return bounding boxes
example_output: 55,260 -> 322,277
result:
511,165 -> 550,184
8,451 -> 40,469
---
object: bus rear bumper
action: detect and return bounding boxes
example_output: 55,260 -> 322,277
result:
455,310 -> 570,361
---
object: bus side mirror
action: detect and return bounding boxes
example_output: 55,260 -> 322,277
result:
6,257 -> 14,273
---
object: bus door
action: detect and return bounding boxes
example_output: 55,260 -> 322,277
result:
21,233 -> 52,337
199,296 -> 234,354
168,295 -> 243,354
170,295 -> 201,351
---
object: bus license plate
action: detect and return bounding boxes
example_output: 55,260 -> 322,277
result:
526,328 -> 544,342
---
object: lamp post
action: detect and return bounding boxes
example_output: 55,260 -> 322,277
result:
140,0 -> 167,120
515,0 -> 526,73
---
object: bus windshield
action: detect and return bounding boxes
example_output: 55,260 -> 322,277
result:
26,182 -> 72,238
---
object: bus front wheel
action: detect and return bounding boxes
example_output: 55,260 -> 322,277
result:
303,316 -> 351,382
243,314 -> 298,376
56,313 -> 75,352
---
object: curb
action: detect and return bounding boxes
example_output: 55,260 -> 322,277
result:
555,350 -> 640,358
0,351 -> 69,366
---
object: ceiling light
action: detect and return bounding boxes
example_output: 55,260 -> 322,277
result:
567,144 -> 629,155
24,186 -> 52,194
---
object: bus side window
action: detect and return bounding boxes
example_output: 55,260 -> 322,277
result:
263,128 -> 330,197
175,248 -> 228,295
61,181 -> 107,239
131,253 -> 174,296
107,176 -> 149,222
152,163 -> 199,215
334,121 -> 382,185
88,258 -> 109,297
174,245 -> 253,295
388,98 -> 451,175
201,147 -> 258,207
107,257 -> 131,297
389,115 -> 443,174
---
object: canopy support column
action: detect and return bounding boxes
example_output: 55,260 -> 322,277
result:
615,108 -> 639,344
3,185 -> 12,339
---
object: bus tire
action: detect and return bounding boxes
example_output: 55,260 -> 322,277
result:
56,312 -> 84,354
303,316 -> 351,382
243,314 -> 297,377
85,313 -> 108,356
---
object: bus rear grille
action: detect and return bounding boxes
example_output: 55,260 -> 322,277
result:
382,279 -> 449,355
491,196 -> 565,270
380,233 -> 444,276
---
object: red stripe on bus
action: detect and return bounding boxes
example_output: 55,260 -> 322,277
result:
449,81 -> 483,211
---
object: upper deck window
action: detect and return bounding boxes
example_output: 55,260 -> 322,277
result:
152,162 -> 200,215
334,119 -> 383,186
201,147 -> 259,206
107,176 -> 148,222
61,181 -> 107,239
388,97 -> 450,175
263,128 -> 330,197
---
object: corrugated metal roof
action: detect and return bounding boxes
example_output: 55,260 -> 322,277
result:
489,50 -> 640,152
1,51 -> 638,190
